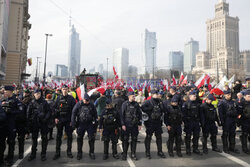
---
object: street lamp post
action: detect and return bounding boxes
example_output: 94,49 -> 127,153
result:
43,33 -> 53,86
152,47 -> 155,79
106,58 -> 109,80
35,56 -> 41,83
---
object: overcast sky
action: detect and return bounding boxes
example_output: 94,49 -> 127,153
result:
26,0 -> 250,77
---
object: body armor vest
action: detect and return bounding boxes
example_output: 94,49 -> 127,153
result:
168,106 -> 182,125
243,102 -> 250,119
125,103 -> 138,127
79,105 -> 92,123
150,100 -> 162,120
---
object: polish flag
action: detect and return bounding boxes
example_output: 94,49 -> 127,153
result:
181,76 -> 188,85
179,72 -> 184,83
76,84 -> 85,101
172,75 -> 176,86
195,74 -> 205,88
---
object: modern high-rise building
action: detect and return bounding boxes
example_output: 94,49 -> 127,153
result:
167,51 -> 184,72
112,48 -> 129,79
1,0 -> 31,85
68,25 -> 81,79
142,29 -> 157,75
193,0 -> 240,79
55,64 -> 68,78
184,38 -> 199,73
0,0 -> 10,80
98,64 -> 104,75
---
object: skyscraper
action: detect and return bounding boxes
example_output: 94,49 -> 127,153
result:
194,0 -> 240,78
112,48 -> 129,79
167,51 -> 184,72
55,64 -> 68,78
207,0 -> 239,69
184,38 -> 199,73
68,25 -> 81,79
142,29 -> 157,75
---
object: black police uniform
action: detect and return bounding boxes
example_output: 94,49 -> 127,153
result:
182,100 -> 202,155
47,99 -> 55,140
27,96 -> 51,161
53,94 -> 76,160
120,100 -> 142,160
218,93 -> 240,154
164,99 -> 183,157
71,100 -> 98,160
112,94 -> 125,147
237,96 -> 250,154
141,98 -> 166,159
200,99 -> 221,154
99,106 -> 120,160
17,93 -> 32,159
2,94 -> 23,165
0,105 -> 7,166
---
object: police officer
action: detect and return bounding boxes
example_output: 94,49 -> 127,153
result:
99,100 -> 120,160
238,90 -> 250,154
200,94 -> 221,154
164,96 -> 183,157
17,89 -> 32,159
0,104 -> 7,167
141,89 -> 166,159
71,93 -> 98,160
120,91 -> 142,161
27,89 -> 51,161
218,90 -> 240,154
112,89 -> 125,148
2,86 -> 23,166
53,85 -> 76,160
182,91 -> 202,155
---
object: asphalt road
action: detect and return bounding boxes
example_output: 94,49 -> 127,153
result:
6,127 -> 250,167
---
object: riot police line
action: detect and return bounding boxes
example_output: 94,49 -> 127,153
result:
1,81 -> 250,166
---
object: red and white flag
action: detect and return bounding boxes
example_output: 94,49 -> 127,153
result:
113,66 -> 119,79
76,84 -> 85,101
179,72 -> 184,83
181,76 -> 188,86
172,75 -> 176,86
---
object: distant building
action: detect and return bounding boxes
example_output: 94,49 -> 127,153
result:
142,29 -> 157,75
55,64 -> 68,78
112,48 -> 129,79
89,67 -> 95,74
239,51 -> 250,78
0,0 -> 11,80
68,25 -> 81,79
98,64 -> 104,75
128,65 -> 138,78
167,51 -> 184,72
193,0 -> 240,79
184,38 -> 199,73
1,0 -> 31,85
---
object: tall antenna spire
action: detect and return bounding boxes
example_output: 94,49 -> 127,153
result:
69,9 -> 72,27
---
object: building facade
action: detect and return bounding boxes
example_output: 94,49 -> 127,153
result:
1,0 -> 31,85
239,51 -> 250,78
193,0 -> 240,79
112,48 -> 129,79
184,38 -> 199,73
142,29 -> 157,75
167,51 -> 184,72
68,25 -> 81,79
0,0 -> 11,80
55,64 -> 68,78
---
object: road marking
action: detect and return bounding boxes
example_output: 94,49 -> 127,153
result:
141,127 -> 250,167
12,137 -> 41,167
118,140 -> 136,167
198,138 -> 250,167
